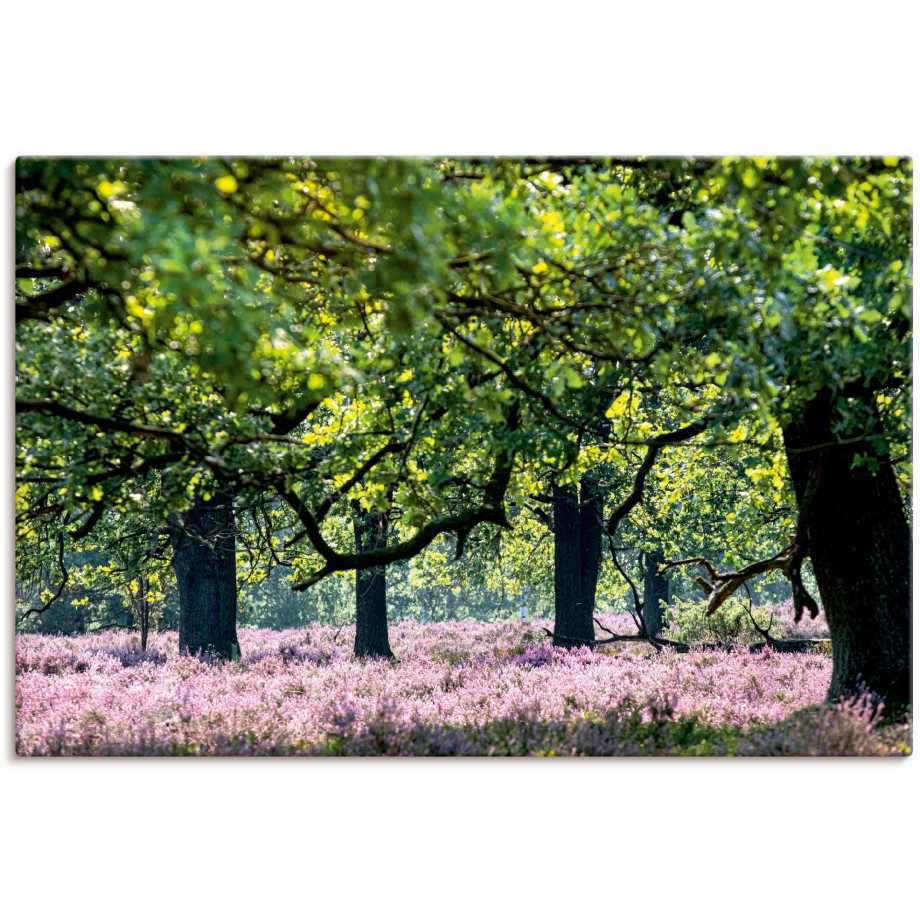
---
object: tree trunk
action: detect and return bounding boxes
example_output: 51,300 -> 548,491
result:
171,486 -> 240,660
579,477 -> 603,620
352,504 -> 393,658
642,550 -> 670,638
518,584 -> 530,620
783,390 -> 911,717
138,573 -> 150,652
552,480 -> 600,648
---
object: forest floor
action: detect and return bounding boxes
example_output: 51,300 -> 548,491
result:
15,614 -> 911,756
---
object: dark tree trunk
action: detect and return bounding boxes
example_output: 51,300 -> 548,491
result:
783,390 -> 911,717
642,550 -> 670,638
553,483 -> 584,647
352,504 -> 393,659
579,477 -> 603,618
137,573 -> 150,652
214,497 -> 239,657
552,480 -> 602,648
171,486 -> 240,660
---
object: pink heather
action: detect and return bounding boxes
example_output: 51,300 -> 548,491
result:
15,615 -> 910,756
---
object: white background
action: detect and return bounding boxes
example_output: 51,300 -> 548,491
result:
2,2 -> 917,917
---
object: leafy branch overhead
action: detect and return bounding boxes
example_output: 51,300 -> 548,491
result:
15,158 -> 911,660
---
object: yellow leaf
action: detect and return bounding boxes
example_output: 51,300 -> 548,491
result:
215,175 -> 238,194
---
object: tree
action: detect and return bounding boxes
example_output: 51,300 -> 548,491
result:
783,388 -> 910,709
641,551 -> 670,638
414,156 -> 912,712
694,158 -> 911,714
15,157 -> 538,655
352,503 -> 392,658
170,485 -> 240,659
551,478 -> 603,648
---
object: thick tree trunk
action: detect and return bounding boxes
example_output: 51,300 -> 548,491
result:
783,390 -> 911,717
552,480 -> 601,648
352,504 -> 393,658
642,550 -> 670,638
579,477 -> 603,619
171,486 -> 240,659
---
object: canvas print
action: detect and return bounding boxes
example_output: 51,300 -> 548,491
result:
14,157 -> 911,756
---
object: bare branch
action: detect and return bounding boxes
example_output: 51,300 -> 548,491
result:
663,545 -> 820,620
607,542 -> 647,637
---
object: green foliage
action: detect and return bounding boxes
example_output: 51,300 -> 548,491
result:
15,156 -> 912,631
663,596 -> 772,646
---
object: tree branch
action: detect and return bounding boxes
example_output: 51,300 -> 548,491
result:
285,437 -> 410,547
16,279 -> 88,323
16,400 -> 198,451
437,315 -> 582,429
18,531 -> 69,622
284,402 -> 521,588
606,416 -> 711,539
662,545 -> 820,620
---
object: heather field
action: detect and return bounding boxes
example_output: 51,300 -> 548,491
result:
16,612 -> 911,756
